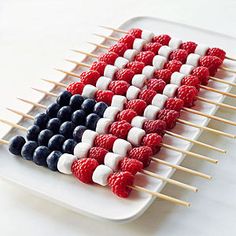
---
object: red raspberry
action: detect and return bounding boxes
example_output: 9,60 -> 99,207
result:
90,61 -> 107,75
165,98 -> 184,111
180,41 -> 197,54
147,78 -> 166,93
108,80 -> 129,95
181,75 -> 200,90
108,42 -> 128,56
88,147 -> 108,164
143,42 -> 162,54
169,49 -> 188,63
67,82 -> 84,95
118,34 -> 135,48
135,51 -> 155,65
98,52 -> 119,65
207,48 -> 226,61
117,109 -> 137,123
177,85 -> 198,107
115,68 -> 135,83
108,171 -> 134,198
152,34 -> 171,45
120,158 -> 143,175
128,146 -> 152,167
129,28 -> 142,38
95,90 -> 114,105
192,66 -> 209,85
125,99 -> 147,115
71,158 -> 99,184
153,69 -> 172,83
126,61 -> 145,74
80,70 -> 100,85
94,134 -> 117,151
158,109 -> 180,129
199,56 -> 222,76
109,120 -> 132,139
138,89 -> 156,104
142,133 -> 162,154
143,120 -> 167,136
165,60 -> 182,73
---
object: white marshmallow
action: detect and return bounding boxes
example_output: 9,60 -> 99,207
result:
96,76 -> 112,90
82,85 -> 98,98
131,74 -> 147,88
158,46 -> 173,58
112,139 -> 132,156
111,95 -> 127,111
57,154 -> 77,175
127,127 -> 145,146
133,38 -> 146,51
141,30 -> 155,41
142,66 -> 155,79
92,165 -> 113,186
186,53 -> 201,67
180,64 -> 194,75
169,38 -> 182,49
194,44 -> 209,56
104,65 -> 118,79
96,118 -> 112,134
123,49 -> 138,61
126,86 -> 141,100
103,106 -> 120,121
114,57 -> 129,69
81,130 -> 98,146
73,142 -> 92,159
152,55 -> 167,69
170,72 -> 185,86
163,84 -> 178,98
151,94 -> 168,109
104,152 -> 123,171
143,105 -> 160,120
131,116 -> 147,129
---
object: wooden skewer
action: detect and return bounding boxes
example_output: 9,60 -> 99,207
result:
177,118 -> 235,139
43,78 -> 236,128
94,33 -> 119,41
88,41 -> 109,49
0,138 -> 190,206
130,185 -> 190,207
151,157 -> 211,180
18,97 -> 225,154
0,118 -> 27,131
220,66 -> 236,73
32,88 -> 57,97
209,76 -> 236,88
72,49 -> 99,58
32,83 -> 236,138
161,143 -> 217,164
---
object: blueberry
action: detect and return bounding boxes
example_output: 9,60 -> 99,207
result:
33,146 -> 51,166
71,109 -> 86,126
8,136 -> 26,156
69,94 -> 84,111
59,121 -> 75,138
57,106 -> 72,122
73,125 -> 87,142
62,139 -> 77,154
21,141 -> 38,160
48,134 -> 65,151
38,129 -> 54,146
81,98 -> 96,114
46,150 -> 62,171
56,91 -> 72,106
34,113 -> 49,129
93,102 -> 108,117
26,125 -> 40,141
46,118 -> 61,133
86,113 -> 100,130
46,103 -> 61,118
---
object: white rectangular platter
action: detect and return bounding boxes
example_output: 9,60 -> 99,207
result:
0,16 -> 236,223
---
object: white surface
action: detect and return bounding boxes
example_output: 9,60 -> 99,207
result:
1,0 -> 236,235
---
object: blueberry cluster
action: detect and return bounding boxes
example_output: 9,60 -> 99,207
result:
8,91 -> 108,171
